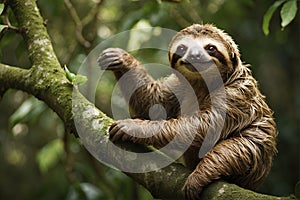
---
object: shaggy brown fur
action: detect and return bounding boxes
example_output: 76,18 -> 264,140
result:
98,24 -> 277,200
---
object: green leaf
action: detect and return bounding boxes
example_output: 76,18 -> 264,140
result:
0,24 -> 8,32
281,0 -> 298,28
66,183 -> 103,200
73,74 -> 88,85
262,0 -> 286,35
64,65 -> 76,83
9,97 -> 47,135
0,3 -> 4,14
64,65 -> 87,86
36,139 -> 65,173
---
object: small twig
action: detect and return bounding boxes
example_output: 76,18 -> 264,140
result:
183,3 -> 202,23
85,149 -> 118,198
63,131 -> 75,183
5,15 -> 19,31
82,0 -> 102,26
63,0 -> 104,60
0,4 -> 19,40
169,7 -> 191,28
64,0 -> 91,48
63,0 -> 81,27
82,0 -> 103,43
1,4 -> 19,31
75,28 -> 91,48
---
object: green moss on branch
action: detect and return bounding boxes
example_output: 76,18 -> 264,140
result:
8,0 -> 61,69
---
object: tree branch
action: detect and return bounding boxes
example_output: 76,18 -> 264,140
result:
8,0 -> 60,69
81,0 -> 103,27
64,0 -> 91,48
1,0 -> 296,199
0,63 -> 28,97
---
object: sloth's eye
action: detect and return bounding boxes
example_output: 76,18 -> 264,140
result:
176,44 -> 187,56
206,45 -> 217,53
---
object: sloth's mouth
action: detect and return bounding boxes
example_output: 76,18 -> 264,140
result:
181,60 -> 214,72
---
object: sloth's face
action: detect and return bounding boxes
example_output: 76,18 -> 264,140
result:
169,35 -> 236,81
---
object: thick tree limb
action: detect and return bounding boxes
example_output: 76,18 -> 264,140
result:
0,0 -> 296,199
8,0 -> 60,68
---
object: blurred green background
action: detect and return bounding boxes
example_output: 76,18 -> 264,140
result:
0,0 -> 299,199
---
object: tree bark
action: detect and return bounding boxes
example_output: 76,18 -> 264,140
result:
0,0 -> 296,199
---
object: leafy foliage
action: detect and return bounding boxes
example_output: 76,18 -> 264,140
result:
263,0 -> 298,35
36,139 -> 65,173
66,183 -> 103,200
8,97 -> 47,135
280,0 -> 298,28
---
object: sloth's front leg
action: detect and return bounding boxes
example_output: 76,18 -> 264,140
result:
109,119 -> 165,146
98,48 -> 137,71
109,116 -> 202,148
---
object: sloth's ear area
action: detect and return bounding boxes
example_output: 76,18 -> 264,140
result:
230,52 -> 239,68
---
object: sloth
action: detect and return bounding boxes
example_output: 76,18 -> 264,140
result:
98,24 -> 277,200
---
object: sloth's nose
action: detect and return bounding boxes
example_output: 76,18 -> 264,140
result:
187,48 -> 204,63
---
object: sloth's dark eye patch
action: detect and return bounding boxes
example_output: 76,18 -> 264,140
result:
176,44 -> 188,57
205,45 -> 217,53
205,44 -> 227,66
171,44 -> 188,68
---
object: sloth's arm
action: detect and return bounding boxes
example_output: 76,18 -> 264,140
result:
109,107 -> 222,148
98,48 -> 179,119
109,115 -> 203,148
109,87 -> 231,147
109,81 -> 276,151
